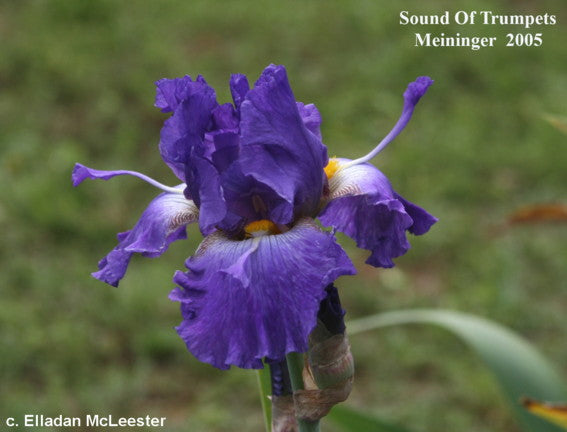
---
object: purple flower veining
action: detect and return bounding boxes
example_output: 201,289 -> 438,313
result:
72,65 -> 436,370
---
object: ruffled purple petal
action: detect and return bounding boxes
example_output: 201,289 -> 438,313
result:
185,150 -> 228,235
237,65 -> 328,223
319,160 -> 437,268
183,104 -> 243,234
93,192 -> 198,287
155,75 -> 194,113
157,76 -> 219,181
170,219 -> 355,370
211,103 -> 239,131
393,192 -> 437,235
205,162 -> 293,235
297,102 -> 322,140
229,74 -> 250,110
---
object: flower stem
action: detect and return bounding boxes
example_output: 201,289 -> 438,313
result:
256,367 -> 272,432
286,352 -> 321,432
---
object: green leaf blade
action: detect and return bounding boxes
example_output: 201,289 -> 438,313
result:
345,309 -> 567,432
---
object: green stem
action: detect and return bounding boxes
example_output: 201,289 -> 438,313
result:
256,367 -> 272,432
286,352 -> 321,432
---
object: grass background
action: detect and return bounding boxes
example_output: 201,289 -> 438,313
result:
1,1 -> 566,431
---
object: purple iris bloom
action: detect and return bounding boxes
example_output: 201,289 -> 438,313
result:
72,65 -> 436,370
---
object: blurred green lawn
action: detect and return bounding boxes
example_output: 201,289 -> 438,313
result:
1,1 -> 566,431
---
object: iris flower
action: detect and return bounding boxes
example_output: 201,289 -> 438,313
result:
72,65 -> 436,370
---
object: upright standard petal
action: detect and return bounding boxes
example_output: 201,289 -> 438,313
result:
183,104 -> 241,234
93,191 -> 198,287
157,76 -> 219,181
238,65 -> 328,223
229,73 -> 250,110
170,219 -> 355,370
297,102 -> 323,140
155,75 -> 195,113
319,160 -> 437,268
